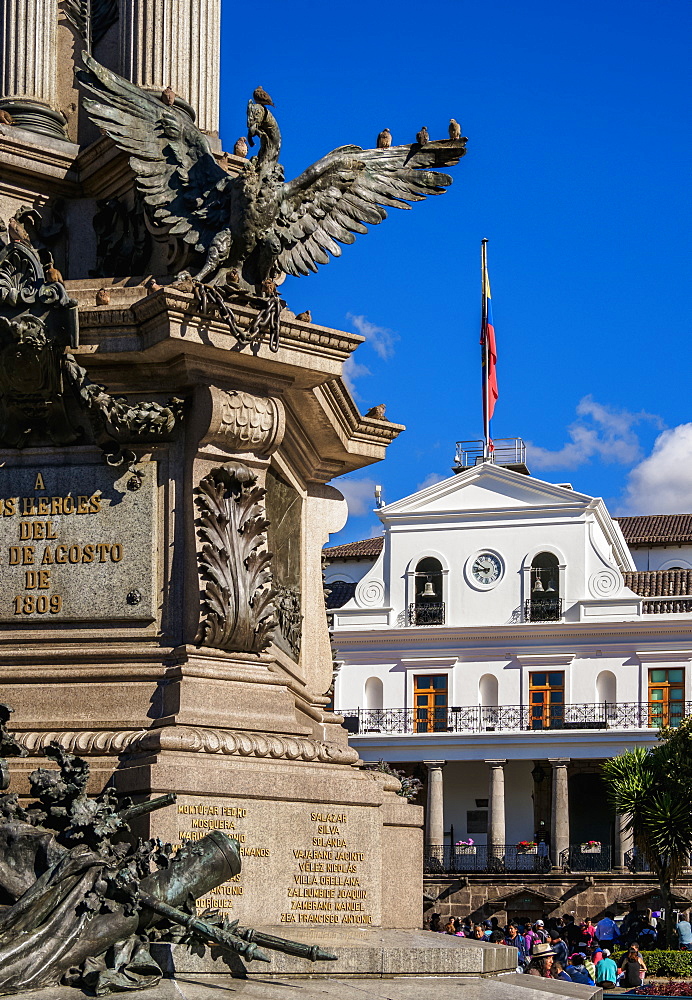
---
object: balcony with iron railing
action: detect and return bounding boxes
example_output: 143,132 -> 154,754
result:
408,602 -> 445,626
424,844 -> 674,876
425,844 -> 551,875
524,598 -> 563,622
342,701 -> 692,735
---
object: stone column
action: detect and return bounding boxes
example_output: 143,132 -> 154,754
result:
615,811 -> 634,871
120,0 -> 221,134
486,760 -> 506,853
424,761 -> 446,849
0,0 -> 67,137
549,758 -> 570,866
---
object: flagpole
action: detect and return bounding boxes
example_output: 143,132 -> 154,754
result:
481,238 -> 490,460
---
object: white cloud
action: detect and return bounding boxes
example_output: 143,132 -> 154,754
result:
620,423 -> 692,514
347,314 -> 399,361
342,356 -> 371,398
527,395 -> 663,470
416,472 -> 447,491
335,477 -> 379,517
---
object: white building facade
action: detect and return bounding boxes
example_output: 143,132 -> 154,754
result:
326,454 -> 692,881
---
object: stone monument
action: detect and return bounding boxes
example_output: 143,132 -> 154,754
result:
0,0 -> 474,941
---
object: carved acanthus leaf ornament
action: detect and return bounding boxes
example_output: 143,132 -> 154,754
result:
195,464 -> 278,653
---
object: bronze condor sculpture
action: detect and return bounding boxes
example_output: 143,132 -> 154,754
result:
78,54 -> 468,293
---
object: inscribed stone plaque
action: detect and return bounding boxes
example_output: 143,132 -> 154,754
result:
0,461 -> 156,622
174,795 -> 381,927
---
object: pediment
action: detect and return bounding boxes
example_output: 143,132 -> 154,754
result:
619,888 -> 692,907
382,464 -> 594,518
486,886 -> 561,907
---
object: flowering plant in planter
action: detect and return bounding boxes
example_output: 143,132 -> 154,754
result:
517,840 -> 537,850
455,838 -> 476,853
580,840 -> 602,852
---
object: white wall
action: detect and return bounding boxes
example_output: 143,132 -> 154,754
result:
335,650 -> 649,712
324,557 -> 375,586
630,545 -> 692,571
443,761 -> 534,846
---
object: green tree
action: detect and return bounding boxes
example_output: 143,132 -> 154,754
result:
602,717 -> 692,947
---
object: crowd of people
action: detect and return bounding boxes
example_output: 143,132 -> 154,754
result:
428,906 -> 692,988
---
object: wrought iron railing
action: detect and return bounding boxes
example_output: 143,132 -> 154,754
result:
425,844 -> 551,875
341,702 -> 692,735
625,848 -> 651,873
408,602 -> 445,626
559,845 -> 613,872
642,597 -> 692,615
524,598 -> 563,622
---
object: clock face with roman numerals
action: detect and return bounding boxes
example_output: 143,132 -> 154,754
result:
471,552 -> 503,586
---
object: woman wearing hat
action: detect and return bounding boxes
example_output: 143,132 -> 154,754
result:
525,942 -> 558,977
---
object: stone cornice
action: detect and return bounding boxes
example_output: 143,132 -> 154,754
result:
332,617 -> 692,647
74,288 -> 364,387
17,726 -> 360,764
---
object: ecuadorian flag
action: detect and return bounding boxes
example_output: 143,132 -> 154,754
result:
481,272 -> 499,421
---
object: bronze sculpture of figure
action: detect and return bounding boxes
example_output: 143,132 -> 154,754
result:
0,709 -> 335,994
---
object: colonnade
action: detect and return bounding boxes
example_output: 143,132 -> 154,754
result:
424,757 -> 633,868
0,0 -> 221,138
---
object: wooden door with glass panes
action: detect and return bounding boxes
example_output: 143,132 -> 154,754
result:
529,672 -> 565,729
414,675 -> 448,733
648,668 -> 685,727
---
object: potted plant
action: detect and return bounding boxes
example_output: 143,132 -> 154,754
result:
517,840 -> 538,854
455,838 -> 476,854
580,840 -> 602,853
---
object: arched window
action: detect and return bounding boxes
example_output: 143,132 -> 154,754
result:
479,673 -> 499,728
527,552 -> 561,622
410,557 -> 445,625
479,673 -> 498,708
364,676 -> 383,710
596,670 -> 617,705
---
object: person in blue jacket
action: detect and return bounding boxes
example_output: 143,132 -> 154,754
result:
504,923 -> 529,967
565,952 -> 596,985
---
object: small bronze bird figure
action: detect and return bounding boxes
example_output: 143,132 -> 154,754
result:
233,136 -> 248,158
376,128 -> 392,149
448,118 -> 461,140
8,218 -> 31,245
0,109 -> 13,125
253,85 -> 274,107
295,309 -> 311,322
365,403 -> 387,420
161,87 -> 175,107
95,287 -> 111,305
416,126 -> 429,146
45,263 -> 63,283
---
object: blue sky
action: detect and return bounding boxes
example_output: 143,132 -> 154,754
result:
219,0 -> 692,545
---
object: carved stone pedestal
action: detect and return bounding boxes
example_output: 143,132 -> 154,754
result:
0,273 -> 418,929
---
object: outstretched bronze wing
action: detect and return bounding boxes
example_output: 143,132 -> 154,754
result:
78,53 -> 230,253
275,140 -> 467,277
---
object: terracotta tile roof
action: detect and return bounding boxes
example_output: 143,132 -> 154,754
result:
325,581 -> 357,609
624,569 -> 692,597
616,514 -> 692,546
323,537 -> 384,559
